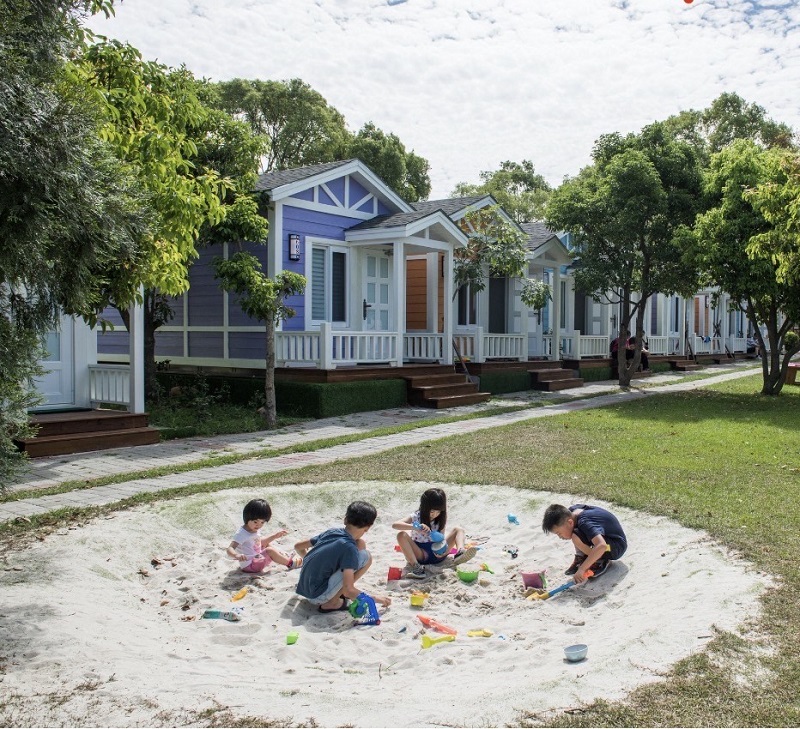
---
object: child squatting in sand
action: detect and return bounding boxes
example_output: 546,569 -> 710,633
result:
227,498 -> 302,573
542,503 -> 627,583
392,487 -> 477,579
294,500 -> 391,613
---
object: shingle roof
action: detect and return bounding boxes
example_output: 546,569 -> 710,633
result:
410,196 -> 488,216
347,209 -> 442,232
520,221 -> 560,250
254,159 -> 356,193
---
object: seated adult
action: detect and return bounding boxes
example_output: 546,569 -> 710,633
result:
627,336 -> 650,371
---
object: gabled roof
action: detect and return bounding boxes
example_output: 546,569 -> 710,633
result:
254,159 -> 411,214
345,208 -> 469,247
410,196 -> 488,217
254,160 -> 353,192
347,209 -> 440,232
520,222 -> 561,251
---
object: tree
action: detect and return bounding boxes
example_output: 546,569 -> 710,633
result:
452,160 -> 552,222
691,140 -> 800,395
662,92 -> 795,167
346,122 -> 431,202
1,0 -> 147,488
77,41 -> 269,399
455,207 -> 550,311
214,78 -> 349,172
546,123 -> 703,386
213,250 -> 305,428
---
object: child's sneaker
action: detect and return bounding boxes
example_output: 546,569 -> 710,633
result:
286,554 -> 303,571
588,557 -> 610,578
564,554 -> 586,576
450,546 -> 478,567
406,564 -> 426,579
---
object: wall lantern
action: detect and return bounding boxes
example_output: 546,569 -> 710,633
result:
288,234 -> 301,262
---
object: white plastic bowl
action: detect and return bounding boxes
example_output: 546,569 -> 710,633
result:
564,643 -> 588,662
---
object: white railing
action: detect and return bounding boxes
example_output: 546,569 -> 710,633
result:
646,336 -> 669,355
576,335 -> 608,358
693,335 -> 712,355
453,332 -> 476,360
275,331 -> 321,364
404,334 -> 444,361
484,333 -> 526,360
726,336 -> 746,353
331,332 -> 397,364
89,364 -> 130,406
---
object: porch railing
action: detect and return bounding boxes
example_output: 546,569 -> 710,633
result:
454,327 -> 526,362
89,364 -> 130,406
404,334 -> 444,361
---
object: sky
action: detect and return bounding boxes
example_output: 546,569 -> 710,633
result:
86,0 -> 800,200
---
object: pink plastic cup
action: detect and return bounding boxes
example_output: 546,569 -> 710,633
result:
387,566 -> 403,581
521,570 -> 546,590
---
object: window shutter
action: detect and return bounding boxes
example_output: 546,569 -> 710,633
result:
312,249 -> 326,320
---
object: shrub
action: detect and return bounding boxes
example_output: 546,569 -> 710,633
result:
477,371 -> 531,394
275,380 -> 407,418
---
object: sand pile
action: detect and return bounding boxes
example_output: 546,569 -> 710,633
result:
0,481 -> 771,727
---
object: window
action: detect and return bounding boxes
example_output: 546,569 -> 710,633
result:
311,246 -> 347,324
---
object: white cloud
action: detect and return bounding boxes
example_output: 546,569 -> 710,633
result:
89,0 -> 800,198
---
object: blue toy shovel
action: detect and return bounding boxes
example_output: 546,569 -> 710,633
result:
526,570 -> 593,601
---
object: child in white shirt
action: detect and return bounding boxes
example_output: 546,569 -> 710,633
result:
227,499 -> 302,573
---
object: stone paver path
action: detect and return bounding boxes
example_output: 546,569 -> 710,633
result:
1,362 -> 759,523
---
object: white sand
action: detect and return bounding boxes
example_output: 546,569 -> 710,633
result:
0,481 -> 772,727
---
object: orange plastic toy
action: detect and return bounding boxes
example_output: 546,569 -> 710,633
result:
417,615 -> 457,635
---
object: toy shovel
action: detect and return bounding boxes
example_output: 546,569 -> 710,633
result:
526,570 -> 593,601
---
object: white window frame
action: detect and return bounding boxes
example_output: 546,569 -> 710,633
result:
305,236 -> 349,329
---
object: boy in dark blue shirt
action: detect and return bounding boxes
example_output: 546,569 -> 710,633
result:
542,503 -> 627,583
294,500 -> 391,613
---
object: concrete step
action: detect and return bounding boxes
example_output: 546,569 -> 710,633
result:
16,427 -> 160,458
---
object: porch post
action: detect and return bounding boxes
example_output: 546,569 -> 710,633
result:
393,241 -> 405,366
475,326 -> 485,363
552,266 -> 562,360
679,296 -> 687,356
519,280 -> 529,362
320,321 -> 333,369
442,249 -> 453,364
129,286 -> 145,414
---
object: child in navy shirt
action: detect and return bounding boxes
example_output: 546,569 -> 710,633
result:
542,503 -> 627,583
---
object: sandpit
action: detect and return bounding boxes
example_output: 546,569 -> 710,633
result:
0,481 -> 772,727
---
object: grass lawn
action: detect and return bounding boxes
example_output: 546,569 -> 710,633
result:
261,374 -> 800,727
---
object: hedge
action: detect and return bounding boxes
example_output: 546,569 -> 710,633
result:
155,372 -> 407,418
477,371 -> 532,394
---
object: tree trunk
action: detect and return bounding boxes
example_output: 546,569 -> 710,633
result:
263,318 -> 278,429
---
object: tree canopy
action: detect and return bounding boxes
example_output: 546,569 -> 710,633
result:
691,140 -> 800,394
452,160 -> 552,222
546,122 -> 703,385
214,78 -> 349,173
0,0 -> 149,487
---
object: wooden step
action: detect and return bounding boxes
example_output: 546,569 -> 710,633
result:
30,410 -> 150,438
409,383 -> 482,405
424,392 -> 492,409
405,373 -> 469,388
529,368 -> 575,383
16,427 -> 160,458
669,360 -> 701,372
530,377 -> 585,392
